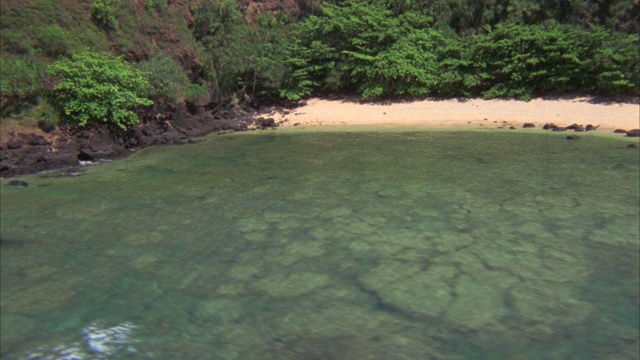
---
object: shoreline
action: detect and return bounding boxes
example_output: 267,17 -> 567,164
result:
262,97 -> 640,131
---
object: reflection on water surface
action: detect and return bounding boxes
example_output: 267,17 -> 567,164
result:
1,129 -> 639,359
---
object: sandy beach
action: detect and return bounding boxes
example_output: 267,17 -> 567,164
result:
263,97 -> 639,131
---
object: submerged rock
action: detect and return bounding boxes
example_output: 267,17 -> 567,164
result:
445,275 -> 507,328
7,180 -> 28,187
360,261 -> 456,318
255,272 -> 330,297
509,280 -> 593,325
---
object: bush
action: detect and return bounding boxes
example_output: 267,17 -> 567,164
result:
138,53 -> 190,105
0,57 -> 45,117
34,25 -> 74,57
591,31 -> 639,95
185,84 -> 209,100
91,0 -> 119,33
468,23 -> 595,100
47,51 -> 152,130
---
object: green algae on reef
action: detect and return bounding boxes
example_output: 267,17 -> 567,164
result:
1,129 -> 639,359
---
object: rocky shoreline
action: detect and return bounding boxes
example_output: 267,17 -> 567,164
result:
0,101 -> 279,179
3,96 -> 639,180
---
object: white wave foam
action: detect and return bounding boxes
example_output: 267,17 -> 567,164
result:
23,321 -> 140,360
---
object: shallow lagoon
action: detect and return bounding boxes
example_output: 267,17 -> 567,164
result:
1,128 -> 639,359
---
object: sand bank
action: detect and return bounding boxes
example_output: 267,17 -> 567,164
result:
262,97 -> 639,131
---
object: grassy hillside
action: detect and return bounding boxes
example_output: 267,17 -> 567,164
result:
1,0 -> 203,123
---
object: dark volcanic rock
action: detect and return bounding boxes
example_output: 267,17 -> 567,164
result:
256,117 -> 277,129
212,117 -> 249,132
6,140 -> 23,149
543,123 -> 557,130
626,129 -> 640,137
614,129 -> 627,134
585,124 -> 598,132
8,180 -> 28,187
523,123 -> 535,128
1,99 -> 263,178
551,127 -> 567,132
37,120 -> 56,133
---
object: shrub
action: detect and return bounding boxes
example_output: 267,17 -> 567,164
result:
34,25 -> 74,57
47,51 -> 152,130
138,53 -> 190,105
91,0 -> 119,33
185,84 -> 209,100
0,57 -> 45,117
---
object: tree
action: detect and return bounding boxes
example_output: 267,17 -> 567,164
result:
47,51 -> 152,130
282,0 -> 448,99
194,0 -> 291,102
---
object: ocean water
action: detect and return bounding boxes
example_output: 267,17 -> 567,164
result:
1,128 -> 639,360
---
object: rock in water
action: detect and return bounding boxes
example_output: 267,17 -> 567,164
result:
8,180 -> 28,187
626,129 -> 640,137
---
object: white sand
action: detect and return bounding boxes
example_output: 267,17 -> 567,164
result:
262,97 -> 639,130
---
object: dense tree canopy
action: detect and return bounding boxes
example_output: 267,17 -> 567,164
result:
278,0 -> 638,100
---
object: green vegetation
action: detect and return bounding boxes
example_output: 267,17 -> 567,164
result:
282,0 -> 638,100
1,0 -> 638,128
47,51 -> 152,130
91,0 -> 119,33
138,53 -> 190,107
194,0 -> 291,103
0,57 -> 46,117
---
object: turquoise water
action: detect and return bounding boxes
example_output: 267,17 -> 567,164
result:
1,128 -> 639,359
